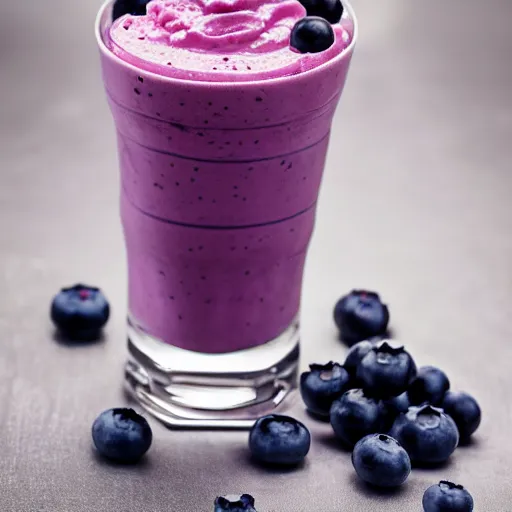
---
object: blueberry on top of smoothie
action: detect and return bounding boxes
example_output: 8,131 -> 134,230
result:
290,17 -> 335,54
112,0 -> 151,21
50,284 -> 110,339
298,0 -> 344,24
214,494 -> 257,512
334,290 -> 390,345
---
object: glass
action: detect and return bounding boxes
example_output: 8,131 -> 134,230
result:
95,0 -> 357,428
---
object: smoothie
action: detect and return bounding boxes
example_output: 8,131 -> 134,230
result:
98,0 -> 356,354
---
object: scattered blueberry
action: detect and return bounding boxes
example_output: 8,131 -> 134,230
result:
333,290 -> 390,345
330,389 -> 391,447
408,366 -> 450,406
423,481 -> 474,511
357,340 -> 417,398
214,494 -> 257,512
384,391 -> 411,418
352,433 -> 411,488
442,391 -> 481,441
51,284 -> 109,339
298,0 -> 344,24
390,404 -> 459,464
249,415 -> 311,466
112,0 -> 150,21
290,17 -> 335,54
343,339 -> 378,376
300,362 -> 352,418
92,408 -> 152,463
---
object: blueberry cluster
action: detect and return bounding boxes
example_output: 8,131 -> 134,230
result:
291,0 -> 345,54
295,307 -> 479,509
300,336 -> 481,460
243,291 -> 480,508
248,338 -> 478,507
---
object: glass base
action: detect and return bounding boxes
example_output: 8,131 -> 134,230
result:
124,316 -> 300,429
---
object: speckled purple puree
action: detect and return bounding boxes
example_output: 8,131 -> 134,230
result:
97,0 -> 356,353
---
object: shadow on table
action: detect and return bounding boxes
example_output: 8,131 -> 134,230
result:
314,431 -> 352,453
349,473 -> 408,499
412,457 -> 454,471
305,410 -> 331,423
337,328 -> 396,349
52,329 -> 106,347
457,436 -> 480,449
231,446 -> 309,475
91,447 -> 153,471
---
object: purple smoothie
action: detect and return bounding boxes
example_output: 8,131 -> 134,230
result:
97,0 -> 356,353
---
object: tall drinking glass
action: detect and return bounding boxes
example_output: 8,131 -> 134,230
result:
95,0 -> 357,427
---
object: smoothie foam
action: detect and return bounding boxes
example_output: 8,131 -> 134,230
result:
98,0 -> 356,353
109,0 -> 354,81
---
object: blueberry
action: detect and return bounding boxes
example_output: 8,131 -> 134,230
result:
330,389 -> 391,447
357,340 -> 417,398
112,0 -> 150,21
290,17 -> 335,54
389,404 -> 459,464
300,362 -> 352,417
442,391 -> 481,441
92,408 -> 152,463
422,481 -> 474,511
343,339 -> 378,376
51,284 -> 109,339
384,391 -> 411,418
408,366 -> 450,406
249,415 -> 311,466
298,0 -> 344,24
214,494 -> 257,512
333,290 -> 390,345
352,433 -> 411,488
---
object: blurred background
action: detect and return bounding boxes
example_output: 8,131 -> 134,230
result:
1,0 -> 511,510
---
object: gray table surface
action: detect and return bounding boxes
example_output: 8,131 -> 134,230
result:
1,0 -> 512,510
